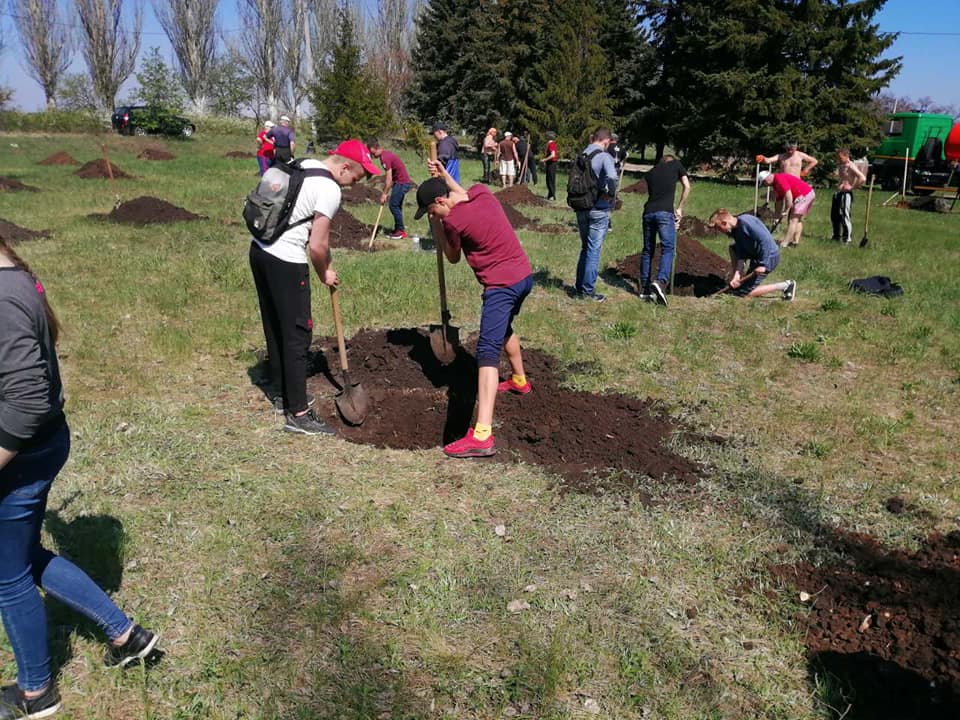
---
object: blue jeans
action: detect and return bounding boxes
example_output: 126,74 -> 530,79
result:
389,182 -> 413,232
575,209 -> 610,296
641,211 -> 676,288
0,424 -> 132,691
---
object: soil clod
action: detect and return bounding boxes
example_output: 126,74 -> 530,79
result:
621,179 -> 648,194
38,151 -> 79,165
0,218 -> 50,244
610,234 -> 728,297
330,210 -> 383,251
0,177 -> 40,192
74,159 -> 133,179
341,182 -> 386,205
496,185 -> 552,207
95,196 -> 203,225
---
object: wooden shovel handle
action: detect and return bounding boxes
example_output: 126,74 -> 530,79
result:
369,202 -> 385,249
864,177 -> 875,231
429,141 -> 437,163
329,286 -> 350,373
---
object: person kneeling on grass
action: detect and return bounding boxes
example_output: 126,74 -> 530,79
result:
1,239 -> 159,720
416,160 -> 534,459
707,209 -> 796,300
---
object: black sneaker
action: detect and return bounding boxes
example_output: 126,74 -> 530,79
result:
0,684 -> 61,720
650,282 -> 668,306
782,280 -> 797,301
578,292 -> 605,303
105,625 -> 159,668
271,394 -> 315,414
284,409 -> 335,435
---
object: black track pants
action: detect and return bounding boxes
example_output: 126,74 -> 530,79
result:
831,190 -> 853,241
249,243 -> 312,413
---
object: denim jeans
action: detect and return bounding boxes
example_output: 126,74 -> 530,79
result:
0,424 -> 132,691
575,209 -> 610,296
481,154 -> 493,182
641,211 -> 677,288
389,182 -> 413,232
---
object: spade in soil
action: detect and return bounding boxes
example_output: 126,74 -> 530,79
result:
329,287 -> 368,425
860,177 -> 875,248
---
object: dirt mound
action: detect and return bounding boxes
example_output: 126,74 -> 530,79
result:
622,179 -> 648,194
100,196 -> 202,225
770,529 -> 960,717
496,184 -> 552,207
137,147 -> 176,161
225,151 -> 254,158
38,151 -> 78,165
610,235 -> 728,296
0,177 -> 40,192
341,182 -> 386,205
0,218 -> 50,244
330,210 -> 382,251
303,328 -> 701,497
495,199 -> 569,235
678,215 -> 717,238
74,160 -> 132,179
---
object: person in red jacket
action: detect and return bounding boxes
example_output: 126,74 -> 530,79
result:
255,120 -> 276,175
759,170 -> 816,248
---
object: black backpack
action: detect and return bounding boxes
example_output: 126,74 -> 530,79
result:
243,160 -> 333,243
566,149 -> 602,211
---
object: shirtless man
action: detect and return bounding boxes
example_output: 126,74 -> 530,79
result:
759,170 -> 815,248
757,141 -> 818,178
831,148 -> 866,243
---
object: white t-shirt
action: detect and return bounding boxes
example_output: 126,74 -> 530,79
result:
254,159 -> 342,265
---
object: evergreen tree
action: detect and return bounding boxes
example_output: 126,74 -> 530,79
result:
310,6 -> 392,139
134,47 -> 185,111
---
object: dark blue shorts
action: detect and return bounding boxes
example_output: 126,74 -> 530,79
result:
476,275 -> 533,367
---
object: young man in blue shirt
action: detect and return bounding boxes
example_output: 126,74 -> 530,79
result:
708,209 -> 796,300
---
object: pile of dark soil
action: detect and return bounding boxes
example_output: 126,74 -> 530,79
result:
622,179 -> 648,194
769,529 -> 960,718
225,151 -> 253,158
330,210 -> 382,251
74,160 -> 132,179
609,235 -> 728,297
304,328 -> 701,497
496,199 -> 570,235
907,196 -> 954,213
38,151 -> 78,165
0,177 -> 40,192
678,215 -> 717,238
137,148 -> 176,161
496,184 -> 552,207
99,196 -> 202,225
0,218 -> 50,244
341,182 -> 386,205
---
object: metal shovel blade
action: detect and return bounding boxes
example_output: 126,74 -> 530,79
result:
334,369 -> 368,426
429,323 -> 459,364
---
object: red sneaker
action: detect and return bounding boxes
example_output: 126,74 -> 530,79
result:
497,377 -> 532,395
387,229 -> 408,240
443,429 -> 496,458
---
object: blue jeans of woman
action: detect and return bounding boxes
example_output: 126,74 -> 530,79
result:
575,209 -> 610,296
389,182 -> 413,232
0,424 -> 132,691
641,211 -> 676,289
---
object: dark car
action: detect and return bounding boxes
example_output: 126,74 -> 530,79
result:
111,105 -> 196,138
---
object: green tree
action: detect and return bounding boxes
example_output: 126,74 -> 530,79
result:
208,52 -> 255,117
134,46 -> 185,112
55,73 -> 100,113
310,5 -> 392,140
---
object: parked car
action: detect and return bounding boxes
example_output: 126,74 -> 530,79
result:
111,105 -> 196,137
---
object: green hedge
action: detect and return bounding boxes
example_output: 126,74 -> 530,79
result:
0,110 -> 107,134
192,115 -> 255,137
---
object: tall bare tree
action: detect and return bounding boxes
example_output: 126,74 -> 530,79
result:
305,0 -> 337,80
74,0 -> 142,111
236,0 -> 284,119
11,0 -> 73,109
152,0 -> 218,115
367,0 -> 412,117
281,0 -> 307,118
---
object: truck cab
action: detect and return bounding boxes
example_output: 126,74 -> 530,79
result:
870,112 -> 958,192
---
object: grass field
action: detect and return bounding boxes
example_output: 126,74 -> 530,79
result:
1,133 -> 958,719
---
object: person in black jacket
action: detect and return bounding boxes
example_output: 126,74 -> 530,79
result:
0,240 -> 160,719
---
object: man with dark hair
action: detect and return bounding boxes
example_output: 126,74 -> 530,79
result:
541,132 -> 559,200
414,160 -> 534,459
573,127 -> 618,302
757,141 -> 817,178
367,138 -> 414,240
432,123 -> 460,183
249,140 -> 381,435
640,154 -> 691,306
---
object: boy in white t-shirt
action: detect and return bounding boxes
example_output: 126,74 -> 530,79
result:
249,139 -> 381,435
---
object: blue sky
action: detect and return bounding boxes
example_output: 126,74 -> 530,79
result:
1,0 -> 958,113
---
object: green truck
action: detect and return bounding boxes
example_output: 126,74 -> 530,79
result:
869,112 -> 959,193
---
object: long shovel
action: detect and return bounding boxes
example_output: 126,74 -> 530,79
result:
859,177 -> 875,248
427,141 -> 459,364
329,287 -> 368,425
368,201 -> 385,250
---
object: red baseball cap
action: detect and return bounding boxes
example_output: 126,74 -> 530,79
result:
329,139 -> 381,176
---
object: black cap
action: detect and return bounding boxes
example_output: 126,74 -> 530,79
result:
431,122 -> 447,133
414,177 -> 449,219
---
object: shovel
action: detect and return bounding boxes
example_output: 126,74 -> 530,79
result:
427,141 -> 459,364
101,143 -> 121,210
368,201 -> 385,250
859,177 -> 875,248
329,287 -> 368,425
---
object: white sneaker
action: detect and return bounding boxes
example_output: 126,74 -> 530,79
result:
783,280 -> 797,301
650,282 -> 668,306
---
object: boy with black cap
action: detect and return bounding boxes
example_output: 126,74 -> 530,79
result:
415,160 -> 534,459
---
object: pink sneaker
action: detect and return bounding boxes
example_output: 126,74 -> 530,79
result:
443,429 -> 496,458
497,377 -> 532,395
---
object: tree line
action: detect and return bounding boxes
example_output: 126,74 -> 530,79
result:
7,0 -> 952,166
